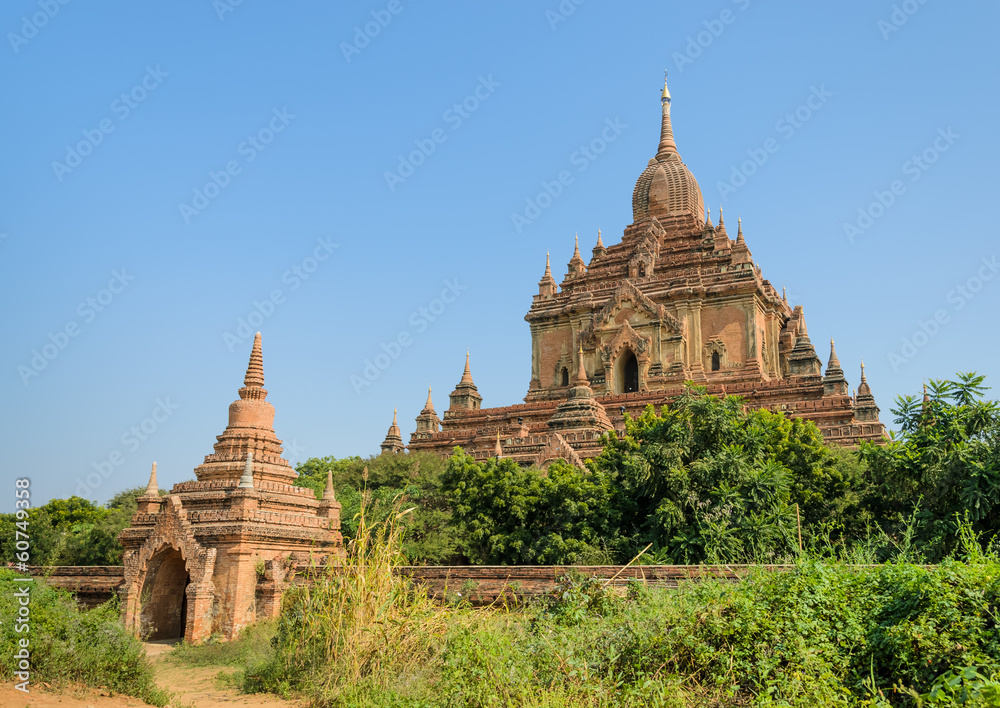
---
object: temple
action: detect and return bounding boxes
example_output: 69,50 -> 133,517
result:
400,77 -> 885,465
118,333 -> 343,642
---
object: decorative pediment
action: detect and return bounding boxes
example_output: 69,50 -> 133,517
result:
595,281 -> 661,328
603,320 -> 650,364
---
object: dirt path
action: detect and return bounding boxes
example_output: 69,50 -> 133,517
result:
0,642 -> 304,708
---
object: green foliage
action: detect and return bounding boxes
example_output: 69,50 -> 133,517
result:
590,385 -> 857,563
0,568 -> 170,705
0,488 -> 166,567
241,496 -> 451,705
294,451 -> 461,564
861,373 -> 1000,561
442,450 -> 614,565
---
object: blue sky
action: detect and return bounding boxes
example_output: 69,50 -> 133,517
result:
2,1 -> 998,512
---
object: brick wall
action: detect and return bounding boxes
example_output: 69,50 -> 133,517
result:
27,563 -> 793,610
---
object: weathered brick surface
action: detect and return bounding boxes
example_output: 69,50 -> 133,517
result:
31,563 -> 790,610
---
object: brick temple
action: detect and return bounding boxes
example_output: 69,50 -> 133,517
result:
118,333 -> 343,642
399,78 -> 885,465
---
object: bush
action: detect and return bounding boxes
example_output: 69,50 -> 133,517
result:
0,568 -> 170,705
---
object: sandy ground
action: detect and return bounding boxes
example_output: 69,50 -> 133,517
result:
0,641 -> 304,708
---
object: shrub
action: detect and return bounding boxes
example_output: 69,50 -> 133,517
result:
0,568 -> 170,705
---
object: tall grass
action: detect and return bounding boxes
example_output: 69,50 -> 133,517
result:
243,496 -> 459,704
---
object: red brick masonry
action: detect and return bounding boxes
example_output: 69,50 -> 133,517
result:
29,563 -> 789,609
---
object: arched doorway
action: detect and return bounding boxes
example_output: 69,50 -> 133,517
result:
615,351 -> 640,393
139,547 -> 190,640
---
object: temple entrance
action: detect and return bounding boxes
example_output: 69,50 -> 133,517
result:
139,547 -> 189,640
615,351 -> 640,393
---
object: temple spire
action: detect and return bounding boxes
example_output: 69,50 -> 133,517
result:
461,350 -> 474,384
568,234 -> 587,275
854,358 -> 880,421
828,339 -> 841,368
494,429 -> 502,458
596,229 -> 604,249
238,451 -> 254,489
239,332 -> 268,401
656,73 -> 678,159
539,252 -> 557,295
736,218 -> 745,245
414,386 -> 441,437
450,352 -> 483,411
322,468 -> 336,501
704,207 -> 714,230
380,408 -> 404,454
717,208 -> 727,235
573,344 -> 589,385
144,461 -> 159,496
823,339 -> 848,397
245,332 -> 264,388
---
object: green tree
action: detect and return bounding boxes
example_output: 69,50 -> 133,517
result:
294,452 -> 460,565
860,372 -> 1000,560
442,449 -> 614,565
590,385 -> 856,564
0,487 -> 166,566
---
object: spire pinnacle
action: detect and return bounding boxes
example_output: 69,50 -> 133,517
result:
145,461 -> 159,496
239,332 -> 268,401
705,207 -> 714,229
461,350 -> 473,384
860,359 -> 867,381
596,229 -> 604,248
424,386 -> 434,411
573,344 -> 589,385
322,468 -> 336,501
829,339 -> 841,367
574,233 -> 580,257
656,73 -> 678,160
245,332 -> 264,388
238,451 -> 254,489
494,429 -> 502,458
545,252 -> 551,276
736,218 -> 745,245
717,207 -> 726,233
782,286 -> 787,303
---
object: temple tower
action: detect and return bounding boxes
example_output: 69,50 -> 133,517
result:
408,76 -> 886,465
119,333 -> 342,643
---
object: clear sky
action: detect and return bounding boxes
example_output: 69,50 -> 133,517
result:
2,1 -> 998,512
